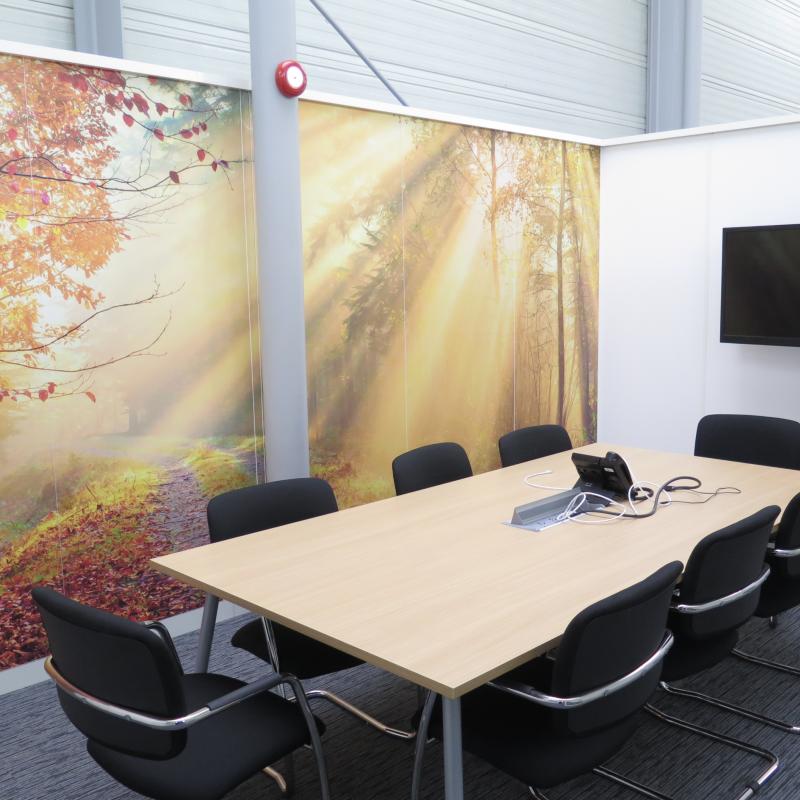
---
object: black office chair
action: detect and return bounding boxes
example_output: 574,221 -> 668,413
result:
391,442 -> 473,495
609,506 -> 781,798
33,586 -> 329,800
411,561 -> 683,799
197,478 -> 414,740
694,414 -> 800,469
696,493 -> 800,735
498,424 -> 573,468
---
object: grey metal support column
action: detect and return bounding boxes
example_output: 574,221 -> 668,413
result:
248,0 -> 311,481
442,696 -> 464,800
73,0 -> 124,58
646,0 -> 703,132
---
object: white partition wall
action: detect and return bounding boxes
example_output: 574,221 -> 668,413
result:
599,120 -> 800,453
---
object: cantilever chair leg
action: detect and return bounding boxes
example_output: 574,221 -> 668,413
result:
305,688 -> 417,740
733,646 -> 800,677
592,766 -> 674,800
530,768 -> 674,800
411,691 -> 436,800
587,703 -> 779,800
661,676 -> 800,734
259,617 -> 417,741
263,765 -> 291,796
649,702 -> 777,799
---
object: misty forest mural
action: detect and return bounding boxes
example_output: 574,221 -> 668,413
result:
301,102 -> 599,508
0,54 -> 262,668
0,56 -> 599,671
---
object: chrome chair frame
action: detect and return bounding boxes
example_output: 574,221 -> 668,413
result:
195,596 -> 416,741
411,631 -> 736,800
528,702 -> 779,800
660,564 -> 800,734
43,654 -> 330,800
259,616 -> 417,741
688,543 -> 800,735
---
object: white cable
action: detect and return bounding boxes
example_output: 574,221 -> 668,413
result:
558,491 -> 628,525
523,470 -> 574,492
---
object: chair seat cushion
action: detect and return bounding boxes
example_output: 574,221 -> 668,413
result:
661,629 -> 739,682
232,618 -> 362,678
88,672 -> 323,800
413,657 -> 639,789
755,575 -> 800,618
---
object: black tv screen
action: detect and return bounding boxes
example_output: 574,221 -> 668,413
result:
721,224 -> 800,346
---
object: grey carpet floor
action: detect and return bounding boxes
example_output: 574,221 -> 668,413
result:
5,608 -> 800,800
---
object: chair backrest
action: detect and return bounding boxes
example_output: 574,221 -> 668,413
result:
672,505 -> 780,640
498,424 -> 573,468
694,414 -> 800,469
771,493 -> 800,580
551,561 -> 682,736
391,442 -> 473,496
206,477 -> 338,543
33,587 -> 187,759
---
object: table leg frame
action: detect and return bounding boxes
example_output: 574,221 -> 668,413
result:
442,696 -> 464,800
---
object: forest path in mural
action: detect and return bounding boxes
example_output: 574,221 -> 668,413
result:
0,437 -> 261,669
147,457 -> 210,553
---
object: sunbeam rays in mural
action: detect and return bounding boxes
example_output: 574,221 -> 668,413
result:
301,103 -> 599,508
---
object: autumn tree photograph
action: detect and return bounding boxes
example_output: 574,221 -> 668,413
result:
0,54 -> 263,669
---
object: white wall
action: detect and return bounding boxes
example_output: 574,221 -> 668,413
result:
599,121 -> 800,455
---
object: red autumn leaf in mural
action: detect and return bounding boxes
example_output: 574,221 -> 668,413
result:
196,149 -> 205,161
132,93 -> 149,114
180,129 -> 192,139
85,391 -> 96,403
0,56 -> 240,402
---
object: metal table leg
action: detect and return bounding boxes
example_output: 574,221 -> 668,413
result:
442,696 -> 464,800
194,593 -> 219,672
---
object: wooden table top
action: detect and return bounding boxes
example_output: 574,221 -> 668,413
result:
151,443 -> 800,698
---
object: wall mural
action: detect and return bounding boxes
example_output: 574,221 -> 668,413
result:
0,54 -> 262,669
302,101 -> 599,508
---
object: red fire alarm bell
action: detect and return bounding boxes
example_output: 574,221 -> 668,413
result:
275,60 -> 308,97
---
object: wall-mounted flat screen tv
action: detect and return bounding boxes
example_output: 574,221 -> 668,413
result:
721,224 -> 800,346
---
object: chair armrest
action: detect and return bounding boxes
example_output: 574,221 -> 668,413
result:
671,565 -> 770,615
43,656 -> 298,731
487,631 -> 673,709
768,543 -> 800,558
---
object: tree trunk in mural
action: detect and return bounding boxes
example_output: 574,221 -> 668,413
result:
565,149 -> 593,439
490,129 -> 499,289
556,140 -> 567,427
